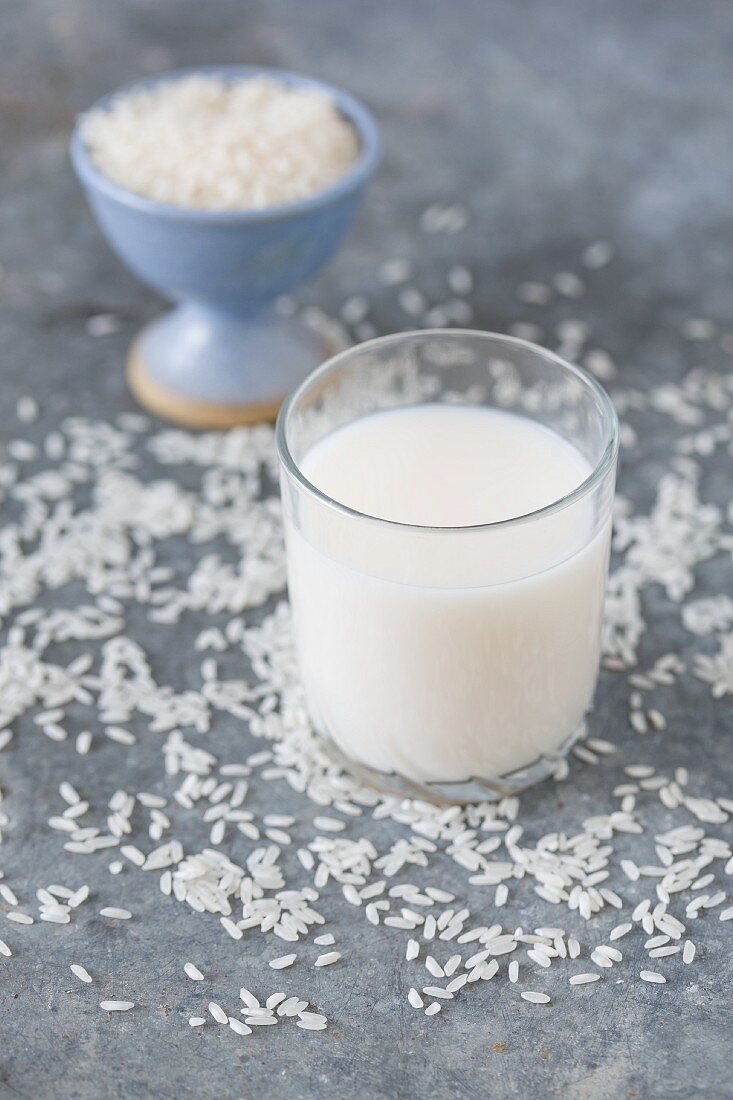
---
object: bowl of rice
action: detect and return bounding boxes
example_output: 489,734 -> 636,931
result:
71,66 -> 380,428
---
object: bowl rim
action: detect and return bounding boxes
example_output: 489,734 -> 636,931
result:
70,64 -> 380,223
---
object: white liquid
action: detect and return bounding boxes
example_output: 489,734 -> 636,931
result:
285,404 -> 610,784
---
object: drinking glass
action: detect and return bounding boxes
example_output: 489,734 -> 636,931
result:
276,330 -> 618,802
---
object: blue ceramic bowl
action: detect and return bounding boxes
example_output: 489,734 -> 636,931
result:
71,65 -> 380,426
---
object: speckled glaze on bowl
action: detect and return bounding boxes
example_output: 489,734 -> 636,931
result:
71,65 -> 380,428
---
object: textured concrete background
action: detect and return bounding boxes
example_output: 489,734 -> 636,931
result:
1,1 -> 732,1097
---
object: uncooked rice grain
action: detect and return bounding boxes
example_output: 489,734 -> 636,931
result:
521,991 -> 550,1004
208,1001 -> 228,1024
314,951 -> 340,967
82,75 -> 360,211
296,1013 -> 328,1030
269,953 -> 296,969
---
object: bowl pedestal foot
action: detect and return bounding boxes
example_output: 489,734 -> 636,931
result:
126,302 -> 332,429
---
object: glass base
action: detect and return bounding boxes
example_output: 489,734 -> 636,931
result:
317,723 -> 585,805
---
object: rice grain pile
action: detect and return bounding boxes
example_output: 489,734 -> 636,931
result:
82,74 -> 360,210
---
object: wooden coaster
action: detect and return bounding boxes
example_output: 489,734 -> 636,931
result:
127,346 -> 284,429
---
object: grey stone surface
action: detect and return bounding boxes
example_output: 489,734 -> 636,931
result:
1,1 -> 732,1098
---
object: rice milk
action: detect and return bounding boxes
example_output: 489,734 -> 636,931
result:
284,404 -> 610,784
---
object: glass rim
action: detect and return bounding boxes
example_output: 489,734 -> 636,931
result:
275,328 -> 619,534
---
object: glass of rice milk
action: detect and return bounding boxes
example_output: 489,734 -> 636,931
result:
276,330 -> 618,801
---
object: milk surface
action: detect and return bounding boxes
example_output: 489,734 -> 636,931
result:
285,404 -> 610,783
